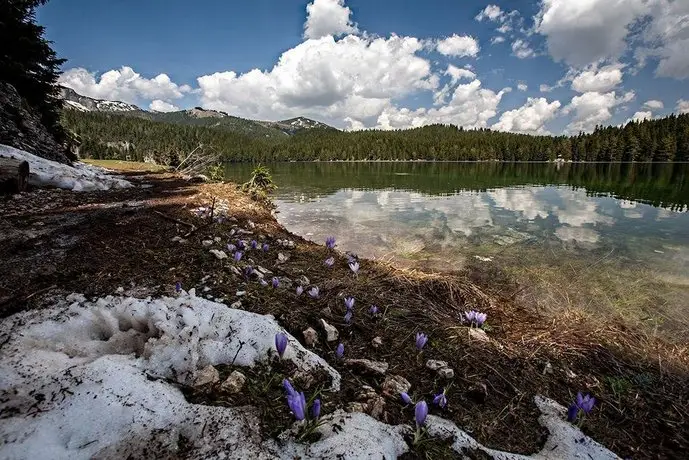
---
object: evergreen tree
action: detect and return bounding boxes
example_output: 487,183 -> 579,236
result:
1,0 -> 66,141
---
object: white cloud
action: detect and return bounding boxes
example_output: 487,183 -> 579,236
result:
58,66 -> 190,104
564,90 -> 635,133
677,99 -> 689,114
641,0 -> 689,80
491,36 -> 506,45
626,111 -> 652,124
535,0 -> 649,67
539,84 -> 554,93
303,0 -> 357,39
517,82 -> 528,91
571,64 -> 624,93
643,99 -> 664,110
445,64 -> 476,83
436,34 -> 480,57
475,5 -> 505,22
376,79 -> 507,130
492,97 -> 561,134
496,24 -> 511,34
511,39 -> 535,59
149,100 -> 180,112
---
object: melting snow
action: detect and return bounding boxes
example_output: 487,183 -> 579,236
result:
0,144 -> 131,191
0,292 -> 618,459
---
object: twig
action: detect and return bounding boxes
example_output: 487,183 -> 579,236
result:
208,197 -> 217,223
231,340 -> 246,366
153,210 -> 196,229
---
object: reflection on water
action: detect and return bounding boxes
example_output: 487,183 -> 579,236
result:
225,162 -> 689,335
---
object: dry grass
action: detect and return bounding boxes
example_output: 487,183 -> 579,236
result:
83,159 -> 169,172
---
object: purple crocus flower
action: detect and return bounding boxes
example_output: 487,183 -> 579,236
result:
283,378 -> 296,397
175,281 -> 182,293
251,240 -> 258,250
262,243 -> 269,252
415,332 -> 428,350
311,398 -> 321,419
567,392 -> 596,422
344,310 -> 353,324
415,401 -> 428,427
348,261 -> 360,274
287,391 -> 307,421
369,305 -> 379,315
464,310 -> 488,327
234,251 -> 243,262
227,243 -> 236,252
344,296 -> 355,310
324,257 -> 335,267
275,333 -> 288,358
433,389 -> 448,408
296,286 -> 304,296
272,277 -> 280,288
244,266 -> 254,278
335,343 -> 344,358
567,404 -> 579,422
308,286 -> 320,298
237,240 -> 246,250
401,392 -> 412,405
325,236 -> 336,249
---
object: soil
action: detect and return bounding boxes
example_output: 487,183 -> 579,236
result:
1,168 -> 687,459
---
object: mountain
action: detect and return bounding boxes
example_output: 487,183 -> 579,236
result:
58,87 -> 335,139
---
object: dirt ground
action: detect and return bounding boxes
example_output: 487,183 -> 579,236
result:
1,168 -> 687,459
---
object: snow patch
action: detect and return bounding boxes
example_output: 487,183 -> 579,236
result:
0,144 -> 132,191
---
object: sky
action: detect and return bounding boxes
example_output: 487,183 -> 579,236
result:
39,0 -> 689,134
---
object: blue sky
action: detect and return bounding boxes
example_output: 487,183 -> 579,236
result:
39,0 -> 689,133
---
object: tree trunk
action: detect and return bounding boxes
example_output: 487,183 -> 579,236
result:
0,157 -> 29,193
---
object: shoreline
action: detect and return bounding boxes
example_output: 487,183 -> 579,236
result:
1,163 -> 687,458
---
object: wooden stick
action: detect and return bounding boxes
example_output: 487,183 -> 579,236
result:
153,210 -> 196,229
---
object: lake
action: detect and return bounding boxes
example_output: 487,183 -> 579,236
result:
225,162 -> 689,339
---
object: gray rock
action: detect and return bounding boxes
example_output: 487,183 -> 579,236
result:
346,402 -> 368,413
303,327 -> 319,346
468,328 -> 490,343
298,275 -> 310,286
438,368 -> 455,379
236,291 -> 246,296
277,252 -> 289,263
221,370 -> 246,393
320,319 -> 339,342
213,236 -> 222,243
426,359 -> 449,371
369,396 -> 386,420
202,240 -> 213,247
381,375 -> 411,397
230,301 -> 242,309
345,359 -> 389,375
194,365 -> 219,386
371,337 -> 383,348
229,266 -> 242,276
209,249 -> 227,260
357,385 -> 379,401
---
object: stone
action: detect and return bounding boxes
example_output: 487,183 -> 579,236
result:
256,266 -> 272,276
320,319 -> 339,342
209,249 -> 227,260
236,291 -> 246,296
202,240 -> 213,247
438,368 -> 455,379
357,385 -> 378,401
298,275 -> 310,286
381,375 -> 411,397
543,362 -> 553,375
277,252 -> 289,263
345,359 -> 389,375
230,301 -> 242,309
468,328 -> 490,343
194,365 -> 219,386
371,337 -> 383,348
292,370 -> 316,389
346,402 -> 368,413
213,237 -> 221,243
303,327 -> 318,346
221,371 -> 247,393
369,396 -> 386,420
426,360 -> 449,371
230,266 -> 242,276
320,307 -> 332,316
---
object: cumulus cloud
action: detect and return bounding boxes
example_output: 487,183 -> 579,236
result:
535,0 -> 649,67
643,100 -> 664,110
303,0 -> 357,39
626,111 -> 652,124
149,100 -> 180,112
517,82 -> 528,91
491,36 -> 506,45
564,90 -> 635,133
496,24 -> 511,34
492,97 -> 561,134
445,64 -> 476,83
539,84 -> 554,93
571,64 -> 624,93
641,0 -> 689,80
58,66 -> 191,104
677,99 -> 689,114
475,5 -> 505,22
511,39 -> 535,59
436,34 -> 480,57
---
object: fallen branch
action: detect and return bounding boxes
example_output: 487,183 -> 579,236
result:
153,210 -> 196,230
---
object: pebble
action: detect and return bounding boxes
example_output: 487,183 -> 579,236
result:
381,375 -> 411,396
213,237 -> 221,243
438,368 -> 455,379
194,365 -> 219,386
345,359 -> 389,375
209,249 -> 228,260
303,327 -> 319,346
236,291 -> 246,296
426,359 -> 449,371
221,371 -> 247,393
230,301 -> 242,309
468,328 -> 490,342
371,337 -> 383,348
202,240 -> 213,247
320,319 -> 339,342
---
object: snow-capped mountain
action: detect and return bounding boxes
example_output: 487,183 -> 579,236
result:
59,87 -> 141,112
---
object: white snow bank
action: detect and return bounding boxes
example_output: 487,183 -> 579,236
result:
0,144 -> 131,191
0,293 -> 619,460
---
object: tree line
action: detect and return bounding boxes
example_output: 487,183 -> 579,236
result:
62,109 -> 689,164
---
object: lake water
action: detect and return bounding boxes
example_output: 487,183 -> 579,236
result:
225,162 -> 689,338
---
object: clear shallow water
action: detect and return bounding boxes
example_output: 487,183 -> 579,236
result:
225,162 -> 689,334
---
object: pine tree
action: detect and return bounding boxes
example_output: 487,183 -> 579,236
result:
1,0 -> 66,141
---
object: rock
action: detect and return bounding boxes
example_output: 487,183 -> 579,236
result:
543,362 -> 553,375
221,371 -> 247,393
229,266 -> 242,276
171,236 -> 186,243
298,275 -> 310,286
230,301 -> 242,309
438,368 -> 455,379
320,307 -> 332,316
426,360 -> 449,371
303,327 -> 319,346
256,266 -> 272,276
213,236 -> 221,243
468,328 -> 490,343
209,249 -> 228,260
202,240 -> 213,247
320,319 -> 339,342
371,337 -> 383,348
194,365 -> 219,386
202,286 -> 211,292
248,220 -> 256,229
236,291 -> 246,297
381,375 -> 411,397
357,385 -> 378,401
346,402 -> 368,413
369,396 -> 386,420
277,252 -> 289,263
292,370 -> 316,389
345,359 -> 389,375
